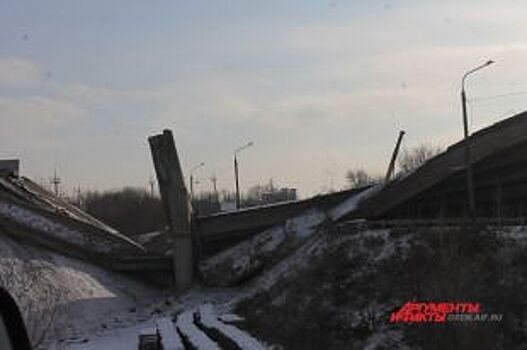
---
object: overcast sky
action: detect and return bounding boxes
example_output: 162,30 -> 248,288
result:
2,1 -> 527,197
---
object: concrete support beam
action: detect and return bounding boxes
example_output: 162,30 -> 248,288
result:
149,129 -> 193,289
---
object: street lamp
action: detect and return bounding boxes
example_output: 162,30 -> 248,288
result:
461,60 -> 494,219
234,141 -> 253,209
189,162 -> 205,201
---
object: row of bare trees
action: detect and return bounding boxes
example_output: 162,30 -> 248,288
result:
76,180 -> 297,237
80,188 -> 165,237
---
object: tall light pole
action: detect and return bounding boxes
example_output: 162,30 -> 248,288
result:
461,60 -> 494,219
189,162 -> 205,202
234,141 -> 253,209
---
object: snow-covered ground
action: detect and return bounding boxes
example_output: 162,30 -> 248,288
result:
0,186 -> 394,349
63,188 -> 383,349
33,223 -> 527,349
0,228 -> 259,349
64,287 -> 254,350
0,231 -> 159,349
199,185 -> 381,286
0,230 -> 245,349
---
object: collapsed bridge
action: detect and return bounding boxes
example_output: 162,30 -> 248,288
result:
2,111 -> 527,288
145,111 -> 527,287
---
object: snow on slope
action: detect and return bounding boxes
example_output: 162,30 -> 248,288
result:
0,201 -> 88,249
0,231 -> 158,349
1,186 -> 382,349
328,185 -> 381,220
199,185 -> 382,286
75,227 -> 410,350
199,207 -> 328,286
231,227 -> 416,349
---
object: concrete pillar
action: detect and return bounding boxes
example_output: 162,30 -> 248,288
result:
148,129 -> 193,289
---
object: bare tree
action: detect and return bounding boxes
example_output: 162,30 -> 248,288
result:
345,169 -> 380,189
0,258 -> 69,349
398,144 -> 443,174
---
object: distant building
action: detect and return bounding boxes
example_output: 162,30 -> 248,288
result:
260,187 -> 297,204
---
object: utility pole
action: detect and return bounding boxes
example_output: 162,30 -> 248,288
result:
51,168 -> 61,196
76,184 -> 82,207
384,130 -> 406,183
461,60 -> 494,219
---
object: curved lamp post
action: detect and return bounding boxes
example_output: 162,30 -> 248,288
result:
461,60 -> 494,218
234,141 -> 253,209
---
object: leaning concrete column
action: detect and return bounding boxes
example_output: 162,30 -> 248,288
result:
148,129 -> 193,289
